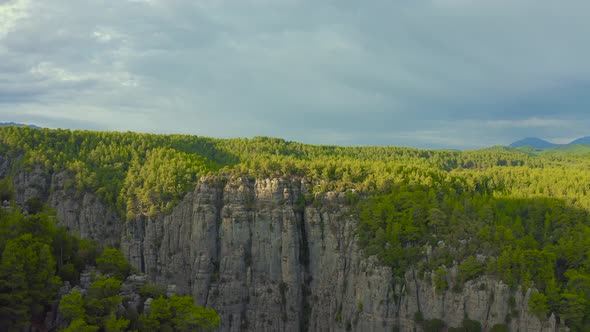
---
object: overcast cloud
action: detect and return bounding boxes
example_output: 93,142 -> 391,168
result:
0,0 -> 589,148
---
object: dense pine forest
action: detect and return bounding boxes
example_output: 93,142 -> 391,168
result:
1,126 -> 590,331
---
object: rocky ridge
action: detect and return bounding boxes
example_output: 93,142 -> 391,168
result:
8,161 -> 568,331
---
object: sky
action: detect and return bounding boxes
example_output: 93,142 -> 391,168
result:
0,0 -> 589,149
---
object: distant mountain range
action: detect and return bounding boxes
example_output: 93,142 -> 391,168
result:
0,122 -> 41,129
509,137 -> 558,149
510,136 -> 590,149
569,136 -> 590,146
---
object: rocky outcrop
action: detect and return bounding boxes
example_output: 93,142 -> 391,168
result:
401,270 -> 562,332
0,155 -> 12,178
9,166 -> 566,331
14,165 -> 50,204
12,166 -> 120,247
121,176 -> 393,331
54,272 -> 148,330
47,171 -> 120,247
120,176 -> 566,332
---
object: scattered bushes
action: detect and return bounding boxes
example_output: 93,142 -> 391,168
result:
422,318 -> 446,332
461,318 -> 482,332
96,248 -> 132,280
490,323 -> 510,332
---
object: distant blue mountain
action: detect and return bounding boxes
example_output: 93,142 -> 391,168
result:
509,136 -> 590,154
509,137 -> 558,149
0,122 -> 41,129
568,136 -> 590,145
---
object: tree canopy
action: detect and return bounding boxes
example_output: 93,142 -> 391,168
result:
2,126 -> 590,330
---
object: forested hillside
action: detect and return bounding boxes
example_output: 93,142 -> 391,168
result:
0,181 -> 220,331
1,126 -> 590,331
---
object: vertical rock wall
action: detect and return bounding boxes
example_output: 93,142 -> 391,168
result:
10,165 -> 566,331
120,176 -> 564,332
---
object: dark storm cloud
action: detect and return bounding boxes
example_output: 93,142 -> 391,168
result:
1,0 -> 589,148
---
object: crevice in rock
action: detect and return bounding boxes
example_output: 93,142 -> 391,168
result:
395,283 -> 405,331
297,191 -> 312,332
484,288 -> 494,330
412,269 -> 422,315
205,180 -> 224,307
241,187 -> 254,332
139,216 -> 146,273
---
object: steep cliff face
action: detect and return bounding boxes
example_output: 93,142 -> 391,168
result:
401,270 -> 561,332
120,176 -> 564,332
10,166 -> 565,331
47,171 -> 121,247
13,165 -> 120,247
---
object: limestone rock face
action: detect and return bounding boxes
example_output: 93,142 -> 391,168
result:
14,165 -> 49,204
120,176 -> 565,332
9,166 -> 567,331
11,167 -> 121,246
401,270 -> 562,332
0,155 -> 11,178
